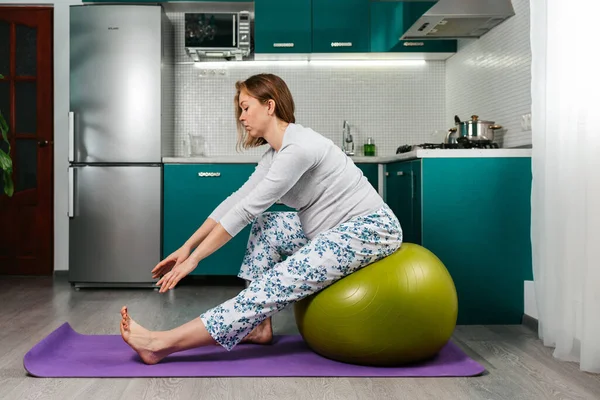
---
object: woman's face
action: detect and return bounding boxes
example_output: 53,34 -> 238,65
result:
238,90 -> 273,138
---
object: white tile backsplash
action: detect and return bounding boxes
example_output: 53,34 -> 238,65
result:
445,0 -> 532,148
167,12 -> 446,157
173,62 -> 446,157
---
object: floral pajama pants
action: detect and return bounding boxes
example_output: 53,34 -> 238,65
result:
200,204 -> 403,351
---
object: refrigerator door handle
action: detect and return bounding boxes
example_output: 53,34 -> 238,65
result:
68,167 -> 75,218
232,14 -> 237,46
68,111 -> 75,162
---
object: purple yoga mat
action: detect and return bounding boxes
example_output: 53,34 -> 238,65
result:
23,323 -> 485,378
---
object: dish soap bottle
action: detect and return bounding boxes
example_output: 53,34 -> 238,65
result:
363,137 -> 376,156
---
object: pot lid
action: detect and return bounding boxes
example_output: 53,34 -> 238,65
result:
459,115 -> 495,124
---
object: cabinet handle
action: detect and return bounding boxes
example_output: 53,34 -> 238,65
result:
273,43 -> 295,48
396,170 -> 415,199
331,42 -> 353,47
402,41 -> 425,47
198,172 -> 221,177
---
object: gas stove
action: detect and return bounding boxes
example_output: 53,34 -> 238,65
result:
396,138 -> 499,154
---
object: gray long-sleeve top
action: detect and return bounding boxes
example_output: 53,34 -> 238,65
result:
209,123 -> 384,240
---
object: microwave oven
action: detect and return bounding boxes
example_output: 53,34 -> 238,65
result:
184,11 -> 252,61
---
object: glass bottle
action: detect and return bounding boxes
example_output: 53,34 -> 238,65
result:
363,137 -> 376,156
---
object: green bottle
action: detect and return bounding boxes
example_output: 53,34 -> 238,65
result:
364,137 -> 376,156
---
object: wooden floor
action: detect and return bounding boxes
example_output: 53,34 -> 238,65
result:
1,275 -> 599,400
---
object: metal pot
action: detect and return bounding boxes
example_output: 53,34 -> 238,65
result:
454,115 -> 502,142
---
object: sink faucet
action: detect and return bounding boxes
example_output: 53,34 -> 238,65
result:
342,120 -> 354,156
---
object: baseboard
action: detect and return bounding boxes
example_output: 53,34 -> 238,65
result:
522,313 -> 539,333
52,272 -> 244,287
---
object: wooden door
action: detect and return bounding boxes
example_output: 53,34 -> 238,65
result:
0,7 -> 54,275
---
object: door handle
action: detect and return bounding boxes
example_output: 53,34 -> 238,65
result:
68,167 -> 74,217
38,140 -> 53,147
68,111 -> 74,162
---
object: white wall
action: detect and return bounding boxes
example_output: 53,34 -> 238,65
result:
445,0 -> 532,149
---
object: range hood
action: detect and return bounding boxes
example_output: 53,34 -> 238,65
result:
401,0 -> 515,40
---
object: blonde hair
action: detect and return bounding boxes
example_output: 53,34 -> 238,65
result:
235,74 -> 296,151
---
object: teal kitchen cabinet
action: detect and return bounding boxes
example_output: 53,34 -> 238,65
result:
370,1 -> 457,54
385,157 -> 532,325
385,160 -> 421,244
312,0 -> 370,53
163,164 -> 256,276
254,0 -> 312,53
164,162 -> 379,276
356,163 -> 379,191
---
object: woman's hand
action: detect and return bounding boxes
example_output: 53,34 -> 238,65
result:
152,223 -> 232,293
151,246 -> 191,280
155,259 -> 196,293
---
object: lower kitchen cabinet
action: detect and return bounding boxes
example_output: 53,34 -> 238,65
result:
163,164 -> 257,276
163,163 -> 379,277
385,157 -> 533,325
385,160 -> 422,244
357,162 -> 379,191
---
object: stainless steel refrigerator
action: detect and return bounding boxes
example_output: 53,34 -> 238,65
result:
68,5 -> 174,288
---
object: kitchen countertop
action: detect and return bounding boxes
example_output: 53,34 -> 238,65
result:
163,148 -> 532,164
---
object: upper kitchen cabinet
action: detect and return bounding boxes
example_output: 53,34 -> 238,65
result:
370,1 -> 457,53
312,0 -> 371,53
254,0 -> 312,53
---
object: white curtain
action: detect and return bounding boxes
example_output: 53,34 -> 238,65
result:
530,0 -> 600,373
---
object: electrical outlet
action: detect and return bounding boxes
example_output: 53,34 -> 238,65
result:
198,68 -> 229,78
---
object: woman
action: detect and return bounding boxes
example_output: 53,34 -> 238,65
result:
120,73 -> 403,365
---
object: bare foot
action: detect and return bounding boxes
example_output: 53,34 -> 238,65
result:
120,306 -> 168,365
241,317 -> 273,345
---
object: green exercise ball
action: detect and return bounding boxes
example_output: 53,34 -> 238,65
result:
293,243 -> 458,366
